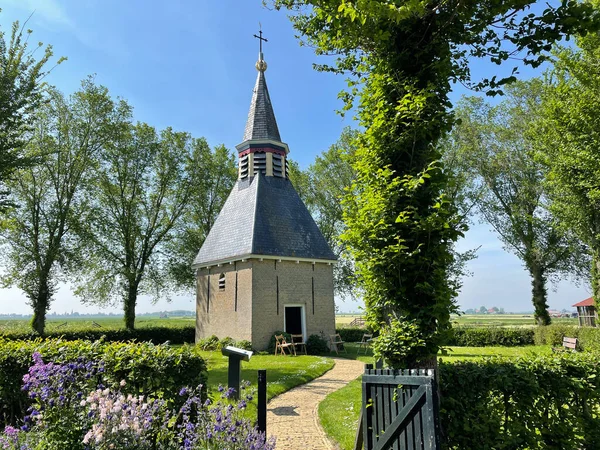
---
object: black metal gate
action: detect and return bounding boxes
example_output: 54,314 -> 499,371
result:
355,364 -> 440,450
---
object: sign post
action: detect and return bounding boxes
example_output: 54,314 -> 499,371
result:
221,346 -> 253,400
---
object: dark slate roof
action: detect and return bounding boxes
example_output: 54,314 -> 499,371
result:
193,174 -> 337,266
242,70 -> 281,142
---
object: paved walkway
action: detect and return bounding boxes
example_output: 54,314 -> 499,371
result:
267,357 -> 364,450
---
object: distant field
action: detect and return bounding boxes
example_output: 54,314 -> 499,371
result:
451,314 -> 578,327
0,313 -> 578,334
0,316 -> 195,333
335,314 -> 364,326
335,313 -> 579,328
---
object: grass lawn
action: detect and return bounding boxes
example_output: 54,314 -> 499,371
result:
198,350 -> 335,418
319,345 -> 552,450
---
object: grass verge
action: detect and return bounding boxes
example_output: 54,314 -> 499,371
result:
318,345 -> 552,450
198,350 -> 334,418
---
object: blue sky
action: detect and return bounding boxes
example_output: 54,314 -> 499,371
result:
0,0 -> 590,315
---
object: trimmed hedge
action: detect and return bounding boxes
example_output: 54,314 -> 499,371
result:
0,326 -> 196,344
336,327 -> 369,343
440,353 -> 600,449
0,338 -> 207,428
534,324 -> 600,352
448,326 -> 534,347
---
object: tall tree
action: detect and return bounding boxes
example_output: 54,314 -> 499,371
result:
534,30 -> 600,309
0,80 -> 123,334
74,123 -> 200,330
289,127 -> 358,298
167,141 -> 237,289
0,14 -> 64,213
273,0 -> 598,368
448,83 -> 586,325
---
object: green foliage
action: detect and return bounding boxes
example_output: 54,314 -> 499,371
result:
0,80 -> 127,335
266,331 -> 291,355
273,0 -> 599,367
306,334 -> 330,355
197,335 -> 220,351
0,14 -> 65,212
73,122 -> 203,330
449,326 -> 534,347
0,338 -> 207,428
336,327 -> 368,343
195,335 -> 252,351
447,85 -> 587,325
217,336 -> 236,349
534,32 -> 600,306
235,340 -> 253,351
534,324 -> 600,352
371,317 -> 428,369
440,353 -> 600,449
0,325 -> 195,345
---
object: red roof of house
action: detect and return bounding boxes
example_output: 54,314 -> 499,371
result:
573,297 -> 595,307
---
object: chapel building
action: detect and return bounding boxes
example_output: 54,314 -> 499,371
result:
192,47 -> 337,350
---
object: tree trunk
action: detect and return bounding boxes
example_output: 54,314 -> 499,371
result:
590,251 -> 600,321
529,263 -> 551,325
123,282 -> 138,331
30,278 -> 51,335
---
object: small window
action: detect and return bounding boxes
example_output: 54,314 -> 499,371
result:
218,273 -> 226,291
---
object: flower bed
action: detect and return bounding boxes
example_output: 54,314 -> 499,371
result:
0,352 -> 274,449
0,338 -> 207,429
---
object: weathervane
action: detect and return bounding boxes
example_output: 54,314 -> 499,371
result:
253,24 -> 268,72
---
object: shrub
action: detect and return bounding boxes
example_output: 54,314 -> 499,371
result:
266,331 -> 291,355
336,327 -> 368,343
534,324 -> 600,352
0,326 -> 196,345
0,338 -> 207,429
0,357 -> 273,450
197,335 -> 220,351
236,340 -> 253,351
578,326 -> 600,352
439,353 -> 600,449
306,334 -> 329,355
217,336 -> 236,349
449,326 -> 534,346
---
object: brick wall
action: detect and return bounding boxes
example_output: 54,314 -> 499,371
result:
251,259 -> 335,350
196,258 -> 336,350
195,261 -> 253,343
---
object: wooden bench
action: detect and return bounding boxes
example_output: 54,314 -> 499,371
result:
274,334 -> 296,356
553,336 -> 578,352
291,334 -> 307,355
330,333 -> 347,354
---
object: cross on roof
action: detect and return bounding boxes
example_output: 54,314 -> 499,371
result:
253,25 -> 268,54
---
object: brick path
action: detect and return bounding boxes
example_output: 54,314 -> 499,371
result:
267,357 -> 364,450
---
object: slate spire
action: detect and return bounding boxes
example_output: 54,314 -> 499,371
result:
242,48 -> 281,143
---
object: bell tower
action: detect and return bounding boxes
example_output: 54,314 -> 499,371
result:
193,31 -> 337,350
236,35 -> 290,180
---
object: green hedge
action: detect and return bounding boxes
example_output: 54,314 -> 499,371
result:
440,353 -> 600,449
448,326 -> 535,346
0,326 -> 196,344
534,324 -> 600,351
336,327 -> 369,343
0,338 -> 207,428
